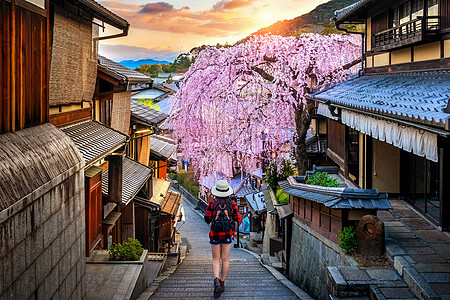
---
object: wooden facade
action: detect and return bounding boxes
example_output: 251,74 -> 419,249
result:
323,0 -> 450,230
1,0 -> 49,134
85,166 -> 103,256
290,194 -> 377,243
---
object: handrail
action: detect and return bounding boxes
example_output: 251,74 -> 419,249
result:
372,16 -> 440,49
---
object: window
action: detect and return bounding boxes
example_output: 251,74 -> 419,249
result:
411,0 -> 424,20
390,0 -> 436,27
390,7 -> 399,27
100,99 -> 112,126
400,1 -> 411,25
427,0 -> 438,16
347,127 -> 359,185
402,151 -> 440,223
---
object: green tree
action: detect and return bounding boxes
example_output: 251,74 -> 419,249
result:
166,74 -> 173,84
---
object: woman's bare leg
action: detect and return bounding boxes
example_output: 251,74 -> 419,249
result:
220,243 -> 231,281
211,244 -> 221,279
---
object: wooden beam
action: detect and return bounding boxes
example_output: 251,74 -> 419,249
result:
15,0 -> 47,17
10,0 -> 15,132
49,107 -> 91,127
98,70 -> 120,86
365,57 -> 450,74
96,92 -> 114,101
108,154 -> 123,205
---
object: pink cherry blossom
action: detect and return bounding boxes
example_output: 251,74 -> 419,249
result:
169,34 -> 361,180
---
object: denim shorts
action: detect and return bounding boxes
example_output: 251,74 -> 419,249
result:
209,237 -> 233,245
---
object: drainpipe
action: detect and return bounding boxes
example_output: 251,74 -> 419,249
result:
335,21 -> 366,76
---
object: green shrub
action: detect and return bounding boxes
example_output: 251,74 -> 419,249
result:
169,170 -> 200,197
337,226 -> 357,254
276,187 -> 290,205
305,172 -> 340,187
108,238 -> 144,261
265,158 -> 296,191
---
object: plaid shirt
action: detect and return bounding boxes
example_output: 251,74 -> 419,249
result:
204,199 -> 242,241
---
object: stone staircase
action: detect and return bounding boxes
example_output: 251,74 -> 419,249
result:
328,265 -> 417,300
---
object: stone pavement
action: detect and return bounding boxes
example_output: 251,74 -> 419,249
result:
378,200 -> 450,299
148,197 -> 303,300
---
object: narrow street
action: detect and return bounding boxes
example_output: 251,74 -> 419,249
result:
149,198 -> 301,299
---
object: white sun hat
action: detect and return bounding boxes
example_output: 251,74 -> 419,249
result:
211,180 -> 234,197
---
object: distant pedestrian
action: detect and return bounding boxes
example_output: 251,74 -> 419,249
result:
204,180 -> 242,298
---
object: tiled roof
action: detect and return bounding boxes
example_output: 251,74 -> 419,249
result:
306,135 -> 327,154
150,135 -> 177,161
98,56 -> 151,83
0,124 -> 83,212
154,97 -> 173,115
131,100 -> 168,126
62,121 -> 128,167
80,0 -> 128,30
334,0 -> 371,23
252,168 -> 264,180
245,191 -> 266,214
312,72 -> 450,128
201,173 -> 250,193
236,184 -> 259,198
275,204 -> 293,219
102,157 -> 152,206
279,176 -> 391,210
161,191 -> 183,215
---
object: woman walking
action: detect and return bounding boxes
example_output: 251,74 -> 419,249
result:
204,180 -> 242,298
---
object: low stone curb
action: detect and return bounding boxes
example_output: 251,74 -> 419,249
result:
239,248 -> 314,300
136,253 -> 188,300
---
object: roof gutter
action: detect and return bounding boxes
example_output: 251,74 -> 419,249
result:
311,97 -> 450,137
76,0 -> 130,41
97,25 -> 129,41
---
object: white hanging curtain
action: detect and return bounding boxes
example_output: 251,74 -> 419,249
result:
317,103 -> 339,120
341,110 -> 438,162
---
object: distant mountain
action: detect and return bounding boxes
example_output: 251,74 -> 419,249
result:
120,58 -> 172,69
249,0 -> 357,37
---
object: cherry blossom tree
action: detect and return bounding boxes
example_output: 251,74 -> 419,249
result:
169,34 -> 361,179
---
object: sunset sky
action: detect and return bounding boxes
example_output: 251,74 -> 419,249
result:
98,0 -> 329,62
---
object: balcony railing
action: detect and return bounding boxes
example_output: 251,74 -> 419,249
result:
372,16 -> 440,52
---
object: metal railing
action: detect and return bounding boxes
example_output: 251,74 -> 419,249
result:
373,16 -> 440,50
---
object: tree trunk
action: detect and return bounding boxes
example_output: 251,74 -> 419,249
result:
294,99 -> 315,175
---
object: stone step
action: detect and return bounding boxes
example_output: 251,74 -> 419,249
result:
370,285 -> 418,300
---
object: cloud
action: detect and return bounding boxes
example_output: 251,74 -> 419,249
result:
140,2 -> 175,14
100,0 -> 260,36
99,44 -> 181,62
212,0 -> 253,12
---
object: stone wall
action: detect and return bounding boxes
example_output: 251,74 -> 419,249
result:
289,218 -> 351,299
0,125 -> 86,299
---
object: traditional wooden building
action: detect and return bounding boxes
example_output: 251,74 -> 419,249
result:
48,2 -> 129,128
0,0 -> 124,298
150,135 -> 178,180
44,2 -> 157,256
129,99 -> 168,166
310,0 -> 450,230
94,57 -> 184,251
279,174 -> 391,297
280,176 -> 391,243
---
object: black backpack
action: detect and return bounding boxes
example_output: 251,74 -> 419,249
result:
211,202 -> 233,232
